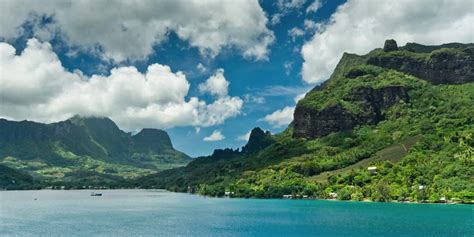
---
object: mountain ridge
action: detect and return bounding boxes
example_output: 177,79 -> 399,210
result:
0,115 -> 191,189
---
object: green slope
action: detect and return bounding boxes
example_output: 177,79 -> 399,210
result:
138,41 -> 474,203
0,164 -> 38,190
0,116 -> 191,187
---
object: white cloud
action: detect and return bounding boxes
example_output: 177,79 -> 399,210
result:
256,85 -> 311,97
261,106 -> 295,128
272,0 -> 307,25
288,27 -> 305,42
301,0 -> 474,84
0,39 -> 243,130
203,130 -> 225,141
198,69 -> 230,98
237,131 -> 252,141
271,13 -> 283,25
303,20 -> 320,32
277,0 -> 307,11
196,63 -> 208,73
258,91 -> 306,128
0,0 -> 274,61
243,94 -> 265,104
306,0 -> 323,13
283,61 -> 294,75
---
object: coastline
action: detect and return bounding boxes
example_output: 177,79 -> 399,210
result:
1,188 -> 472,205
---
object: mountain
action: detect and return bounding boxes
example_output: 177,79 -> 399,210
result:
0,116 -> 191,187
138,40 -> 474,203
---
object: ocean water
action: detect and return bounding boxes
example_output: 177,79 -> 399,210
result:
0,190 -> 472,236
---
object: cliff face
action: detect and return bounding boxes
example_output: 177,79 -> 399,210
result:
293,86 -> 409,138
293,40 -> 473,139
367,47 -> 474,85
132,128 -> 173,152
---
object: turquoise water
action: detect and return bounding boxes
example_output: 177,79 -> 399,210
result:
0,190 -> 472,236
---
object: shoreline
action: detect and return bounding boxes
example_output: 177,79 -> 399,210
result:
1,188 -> 471,205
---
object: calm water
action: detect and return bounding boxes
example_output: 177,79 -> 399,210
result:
0,190 -> 472,236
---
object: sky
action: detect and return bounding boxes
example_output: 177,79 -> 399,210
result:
0,0 -> 472,157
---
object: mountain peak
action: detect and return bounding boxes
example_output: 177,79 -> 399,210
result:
133,128 -> 173,149
383,39 -> 398,52
242,127 -> 274,154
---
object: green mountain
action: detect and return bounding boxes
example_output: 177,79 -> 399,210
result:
138,40 -> 474,203
0,116 -> 191,188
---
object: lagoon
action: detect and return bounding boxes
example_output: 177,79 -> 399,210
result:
0,190 -> 472,236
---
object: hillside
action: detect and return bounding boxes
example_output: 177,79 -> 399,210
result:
0,164 -> 38,190
138,40 -> 474,203
0,116 -> 191,188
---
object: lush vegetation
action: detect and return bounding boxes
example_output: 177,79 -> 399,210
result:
0,116 -> 191,188
138,44 -> 474,203
0,164 -> 40,190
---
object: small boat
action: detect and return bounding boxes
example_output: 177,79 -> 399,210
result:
90,192 -> 102,196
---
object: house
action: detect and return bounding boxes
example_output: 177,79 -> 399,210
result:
367,166 -> 377,174
329,192 -> 338,199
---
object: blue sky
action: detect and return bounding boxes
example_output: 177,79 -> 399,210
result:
1,0 -> 472,157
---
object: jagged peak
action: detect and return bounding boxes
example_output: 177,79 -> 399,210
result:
242,127 -> 274,154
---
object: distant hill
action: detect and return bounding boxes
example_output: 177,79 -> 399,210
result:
0,116 -> 191,187
0,164 -> 37,190
138,40 -> 474,203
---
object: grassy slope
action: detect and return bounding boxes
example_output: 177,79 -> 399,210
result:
310,135 -> 421,182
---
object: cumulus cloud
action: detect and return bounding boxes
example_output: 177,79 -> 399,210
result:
237,131 -> 252,141
301,0 -> 474,84
261,106 -> 295,128
0,0 -> 274,61
198,69 -> 229,98
203,130 -> 225,141
0,39 -> 243,130
260,93 -> 306,128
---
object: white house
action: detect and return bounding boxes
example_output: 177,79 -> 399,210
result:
367,166 -> 377,174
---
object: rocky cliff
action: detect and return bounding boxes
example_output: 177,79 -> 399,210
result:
293,40 -> 473,139
294,86 -> 410,138
367,45 -> 473,85
241,127 -> 274,153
